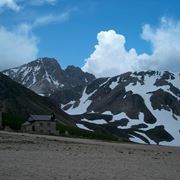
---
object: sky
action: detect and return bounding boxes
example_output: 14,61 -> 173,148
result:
0,0 -> 180,77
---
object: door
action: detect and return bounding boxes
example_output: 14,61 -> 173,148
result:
32,125 -> 35,132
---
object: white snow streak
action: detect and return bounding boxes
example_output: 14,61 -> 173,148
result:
109,77 -> 120,90
65,88 -> 93,115
81,118 -> 107,124
76,124 -> 94,131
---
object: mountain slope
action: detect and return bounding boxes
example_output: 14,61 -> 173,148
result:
2,59 -> 180,146
0,72 -> 74,126
61,71 -> 180,146
2,57 -> 95,96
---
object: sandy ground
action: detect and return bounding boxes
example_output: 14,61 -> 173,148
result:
0,131 -> 180,180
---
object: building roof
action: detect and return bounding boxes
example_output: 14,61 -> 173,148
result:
28,115 -> 53,122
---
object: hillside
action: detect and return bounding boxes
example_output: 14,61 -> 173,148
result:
0,72 -> 74,126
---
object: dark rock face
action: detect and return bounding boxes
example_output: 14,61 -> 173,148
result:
75,113 -> 113,122
50,85 -> 84,106
150,89 -> 180,116
65,66 -> 95,87
2,57 -> 96,97
86,77 -> 109,94
145,126 -> 174,145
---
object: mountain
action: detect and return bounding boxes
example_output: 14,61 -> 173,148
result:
0,72 -> 74,126
2,57 -> 95,96
59,71 -> 180,146
2,59 -> 180,146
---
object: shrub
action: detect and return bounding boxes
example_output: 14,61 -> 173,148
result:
2,113 -> 25,130
57,123 -> 119,141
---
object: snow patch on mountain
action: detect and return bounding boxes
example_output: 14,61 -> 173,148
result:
65,88 -> 94,115
109,77 -> 120,90
65,71 -> 180,146
32,72 -> 36,85
82,118 -> 107,124
130,131 -> 156,144
11,68 -> 19,73
100,78 -> 110,87
34,65 -> 40,72
166,72 -> 180,90
117,113 -> 146,129
76,123 -> 94,131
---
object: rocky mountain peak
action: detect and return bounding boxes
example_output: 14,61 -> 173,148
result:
65,65 -> 80,71
2,57 -> 96,96
65,65 -> 95,87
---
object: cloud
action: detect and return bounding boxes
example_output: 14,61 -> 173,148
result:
141,17 -> 180,71
82,30 -> 147,77
0,5 -> 76,70
18,7 -> 77,29
0,0 -> 58,12
0,24 -> 38,70
27,0 -> 57,6
32,10 -> 74,28
0,0 -> 20,11
82,18 -> 180,77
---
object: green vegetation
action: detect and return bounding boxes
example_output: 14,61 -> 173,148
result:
2,113 -> 25,130
57,123 -> 119,142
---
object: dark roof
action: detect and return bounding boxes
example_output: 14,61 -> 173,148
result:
28,115 -> 53,122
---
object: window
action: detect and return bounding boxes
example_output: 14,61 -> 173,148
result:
47,122 -> 51,126
32,125 -> 35,131
40,122 -> 43,126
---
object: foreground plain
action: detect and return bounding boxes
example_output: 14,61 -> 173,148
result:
0,131 -> 180,180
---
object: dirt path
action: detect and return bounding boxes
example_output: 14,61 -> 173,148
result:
0,131 -> 180,180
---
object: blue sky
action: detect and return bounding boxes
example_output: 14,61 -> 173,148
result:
0,0 -> 180,76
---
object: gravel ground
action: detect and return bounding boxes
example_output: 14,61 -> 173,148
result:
0,131 -> 180,180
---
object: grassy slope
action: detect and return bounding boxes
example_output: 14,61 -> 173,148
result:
0,73 -> 74,126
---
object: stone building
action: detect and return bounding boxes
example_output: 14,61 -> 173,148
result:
22,114 -> 58,135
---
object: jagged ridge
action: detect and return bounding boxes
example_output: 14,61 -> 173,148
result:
2,57 -> 95,96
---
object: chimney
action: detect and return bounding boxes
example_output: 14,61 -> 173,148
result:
0,112 -> 2,129
51,113 -> 55,121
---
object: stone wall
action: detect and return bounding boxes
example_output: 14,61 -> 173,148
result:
0,112 -> 2,129
22,120 -> 57,135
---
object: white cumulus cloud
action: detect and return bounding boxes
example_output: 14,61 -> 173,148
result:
141,17 -> 180,71
0,24 -> 38,70
82,18 -> 180,77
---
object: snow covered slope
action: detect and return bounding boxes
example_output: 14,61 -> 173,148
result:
62,71 -> 180,146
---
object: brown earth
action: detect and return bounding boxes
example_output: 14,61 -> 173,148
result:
0,131 -> 180,180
